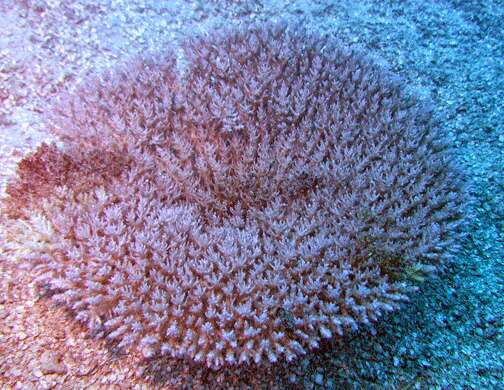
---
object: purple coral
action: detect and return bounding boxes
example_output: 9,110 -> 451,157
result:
0,24 -> 466,370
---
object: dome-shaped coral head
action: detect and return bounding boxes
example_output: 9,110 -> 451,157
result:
1,23 -> 466,370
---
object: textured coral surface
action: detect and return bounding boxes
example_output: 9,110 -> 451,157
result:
0,24 -> 466,371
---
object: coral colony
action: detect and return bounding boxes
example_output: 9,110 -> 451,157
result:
1,24 -> 465,373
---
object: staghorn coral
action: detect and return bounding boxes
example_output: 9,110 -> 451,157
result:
0,23 -> 466,371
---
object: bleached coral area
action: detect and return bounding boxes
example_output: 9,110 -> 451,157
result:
0,23 -> 467,374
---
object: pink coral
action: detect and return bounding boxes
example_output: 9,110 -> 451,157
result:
0,24 -> 466,370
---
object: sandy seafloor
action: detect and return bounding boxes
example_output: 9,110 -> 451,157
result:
0,0 -> 502,389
